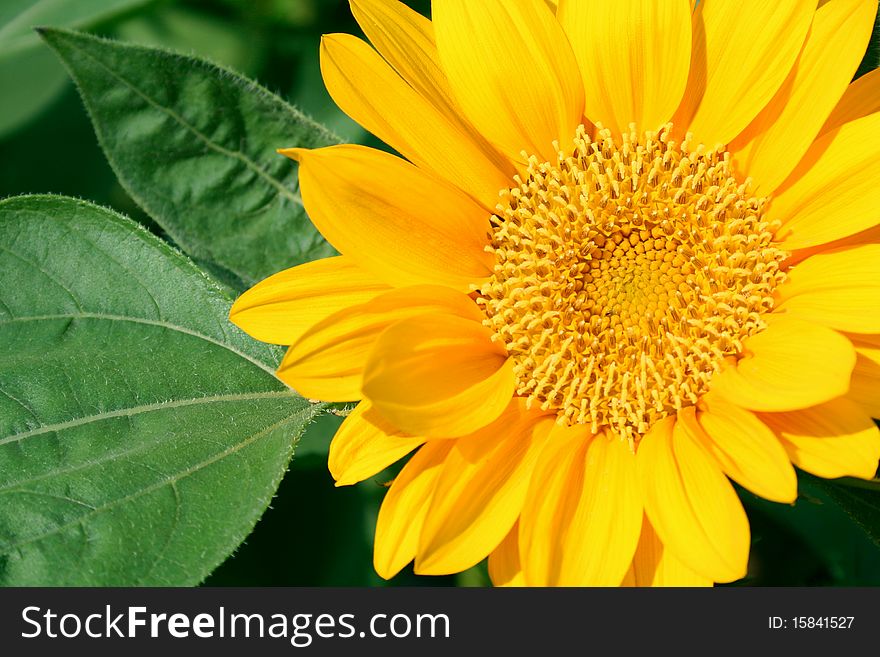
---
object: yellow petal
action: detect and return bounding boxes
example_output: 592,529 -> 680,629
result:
558,0 -> 692,136
624,514 -> 713,587
786,224 -> 880,267
850,346 -> 880,418
433,0 -> 584,164
690,399 -> 797,503
672,0 -> 814,147
710,317 -> 855,412
775,245 -> 880,333
229,256 -> 389,346
556,433 -> 644,586
820,66 -> 880,136
730,0 -> 877,194
488,521 -> 525,587
517,424 -> 584,585
348,0 -> 512,187
362,312 -> 515,437
416,400 -> 554,575
760,398 -> 880,480
373,440 -> 453,579
348,0 -> 453,115
850,333 -> 880,361
318,33 -> 513,207
521,427 -> 643,586
638,416 -> 750,583
770,113 -> 880,250
287,145 -> 492,291
278,285 -> 481,401
328,400 -> 426,487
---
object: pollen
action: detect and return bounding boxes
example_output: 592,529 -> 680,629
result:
477,124 -> 788,443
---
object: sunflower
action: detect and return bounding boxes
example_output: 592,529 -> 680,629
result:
230,0 -> 880,586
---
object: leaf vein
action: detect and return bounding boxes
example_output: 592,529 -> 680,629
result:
0,387 -> 40,421
0,243 -> 84,312
135,481 -> 182,585
66,40 -> 303,208
0,312 -> 278,376
0,390 -> 297,447
0,413 -> 304,552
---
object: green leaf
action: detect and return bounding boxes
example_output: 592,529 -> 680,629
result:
804,474 -> 880,549
0,0 -> 151,137
39,27 -> 340,289
0,194 -> 319,585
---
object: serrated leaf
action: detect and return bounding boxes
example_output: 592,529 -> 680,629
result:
803,474 -> 880,549
39,27 -> 339,289
0,0 -> 151,137
0,194 -> 318,586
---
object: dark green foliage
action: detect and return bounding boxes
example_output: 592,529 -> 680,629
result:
0,195 -> 318,584
40,27 -> 339,289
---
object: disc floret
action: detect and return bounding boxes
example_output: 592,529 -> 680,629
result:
478,124 -> 788,442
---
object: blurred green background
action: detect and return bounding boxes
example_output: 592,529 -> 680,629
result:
2,0 -> 879,586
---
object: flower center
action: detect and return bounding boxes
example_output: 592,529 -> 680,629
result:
477,125 -> 788,443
